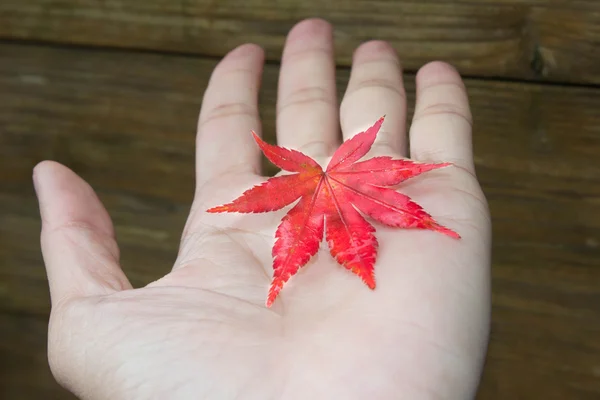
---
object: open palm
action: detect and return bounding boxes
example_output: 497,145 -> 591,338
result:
36,19 -> 491,400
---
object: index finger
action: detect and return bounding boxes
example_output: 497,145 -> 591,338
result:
196,44 -> 265,185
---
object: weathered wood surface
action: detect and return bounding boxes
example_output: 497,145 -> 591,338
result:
0,313 -> 72,399
1,43 -> 600,399
1,1 -> 600,84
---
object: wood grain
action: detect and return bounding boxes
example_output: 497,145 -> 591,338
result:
1,43 -> 599,399
0,313 -> 72,399
1,1 -> 600,83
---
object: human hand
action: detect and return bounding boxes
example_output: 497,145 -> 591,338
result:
35,19 -> 491,400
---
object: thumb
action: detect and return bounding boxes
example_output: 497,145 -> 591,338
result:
33,161 -> 132,305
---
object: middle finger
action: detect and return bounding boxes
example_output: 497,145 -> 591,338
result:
276,19 -> 339,158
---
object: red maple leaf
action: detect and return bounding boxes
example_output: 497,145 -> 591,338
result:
207,116 -> 459,307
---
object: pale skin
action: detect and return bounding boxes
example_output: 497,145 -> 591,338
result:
34,19 -> 491,400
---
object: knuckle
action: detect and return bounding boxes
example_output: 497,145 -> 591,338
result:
414,101 -> 472,127
277,86 -> 335,115
213,65 -> 256,82
296,140 -> 330,158
344,77 -> 405,101
353,43 -> 401,70
199,101 -> 257,129
45,221 -> 120,261
283,45 -> 331,64
45,220 -> 98,235
369,139 -> 397,155
356,40 -> 397,56
418,61 -> 460,81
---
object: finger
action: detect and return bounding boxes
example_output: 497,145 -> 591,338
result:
409,62 -> 474,173
340,41 -> 407,155
196,44 -> 264,185
276,18 -> 338,158
33,161 -> 131,305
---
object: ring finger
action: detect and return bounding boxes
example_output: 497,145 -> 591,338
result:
340,41 -> 407,156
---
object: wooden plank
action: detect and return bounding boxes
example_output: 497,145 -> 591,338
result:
1,1 -> 600,83
1,43 -> 599,398
0,312 -> 74,399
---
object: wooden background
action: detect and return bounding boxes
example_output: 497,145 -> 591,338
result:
1,0 -> 599,399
